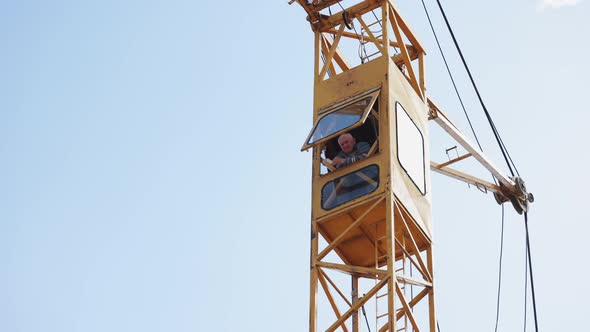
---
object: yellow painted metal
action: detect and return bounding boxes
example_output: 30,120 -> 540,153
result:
292,1 -> 530,330
293,1 -> 436,331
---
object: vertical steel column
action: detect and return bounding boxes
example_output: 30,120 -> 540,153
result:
352,276 -> 359,332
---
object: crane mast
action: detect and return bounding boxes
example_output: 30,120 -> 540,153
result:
291,1 -> 532,331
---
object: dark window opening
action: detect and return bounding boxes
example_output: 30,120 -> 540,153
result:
320,99 -> 379,175
323,108 -> 379,160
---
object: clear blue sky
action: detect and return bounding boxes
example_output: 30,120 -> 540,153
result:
1,1 -> 588,331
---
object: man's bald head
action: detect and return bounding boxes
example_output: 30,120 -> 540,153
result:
338,133 -> 356,154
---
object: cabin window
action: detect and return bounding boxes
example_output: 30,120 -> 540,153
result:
301,88 -> 380,152
396,102 -> 426,195
319,110 -> 379,175
321,165 -> 379,210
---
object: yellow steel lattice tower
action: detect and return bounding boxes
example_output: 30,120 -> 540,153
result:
293,1 -> 533,331
294,1 -> 436,331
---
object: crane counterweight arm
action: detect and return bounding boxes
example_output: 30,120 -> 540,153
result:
430,161 -> 501,193
427,98 -> 534,214
428,98 -> 515,188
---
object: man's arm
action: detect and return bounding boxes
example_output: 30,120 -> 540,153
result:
335,142 -> 371,168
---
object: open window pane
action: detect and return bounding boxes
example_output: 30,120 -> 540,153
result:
321,165 -> 379,210
396,102 -> 426,195
301,89 -> 379,151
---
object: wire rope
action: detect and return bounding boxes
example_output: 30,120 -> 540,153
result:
335,1 -> 366,62
361,301 -> 372,332
524,212 -> 539,331
419,0 -> 483,151
524,229 -> 528,332
494,204 -> 505,332
433,0 -> 519,177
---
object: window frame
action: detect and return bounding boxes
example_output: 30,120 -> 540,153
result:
395,102 -> 426,195
321,164 -> 380,210
300,88 -> 380,152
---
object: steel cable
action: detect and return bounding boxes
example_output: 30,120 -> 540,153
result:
524,212 -> 539,331
434,0 -> 519,177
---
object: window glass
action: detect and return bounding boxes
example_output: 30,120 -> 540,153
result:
321,165 -> 379,210
396,103 -> 426,195
308,96 -> 371,145
301,89 -> 379,151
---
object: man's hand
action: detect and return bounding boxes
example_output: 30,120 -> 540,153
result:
332,157 -> 345,167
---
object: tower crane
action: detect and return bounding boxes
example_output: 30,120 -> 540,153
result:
290,1 -> 535,331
